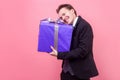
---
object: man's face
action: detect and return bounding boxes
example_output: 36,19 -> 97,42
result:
58,8 -> 76,24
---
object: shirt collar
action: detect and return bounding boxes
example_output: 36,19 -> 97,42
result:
72,16 -> 78,27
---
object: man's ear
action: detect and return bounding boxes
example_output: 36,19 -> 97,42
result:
71,9 -> 75,14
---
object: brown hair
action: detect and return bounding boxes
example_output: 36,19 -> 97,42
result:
56,4 -> 77,15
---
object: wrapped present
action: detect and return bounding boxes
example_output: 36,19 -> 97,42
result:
38,18 -> 73,52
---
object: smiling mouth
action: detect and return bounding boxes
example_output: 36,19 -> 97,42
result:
63,20 -> 68,23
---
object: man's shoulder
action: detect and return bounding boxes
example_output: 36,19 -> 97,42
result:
77,16 -> 90,26
76,16 -> 92,31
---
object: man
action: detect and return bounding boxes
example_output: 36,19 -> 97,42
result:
49,4 -> 98,80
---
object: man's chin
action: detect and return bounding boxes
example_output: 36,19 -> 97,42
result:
65,21 -> 70,24
68,22 -> 72,25
64,22 -> 69,24
64,21 -> 71,25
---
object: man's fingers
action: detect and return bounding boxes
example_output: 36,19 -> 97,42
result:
50,46 -> 53,49
50,46 -> 55,51
50,46 -> 58,57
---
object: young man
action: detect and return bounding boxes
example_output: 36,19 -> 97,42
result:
49,4 -> 99,80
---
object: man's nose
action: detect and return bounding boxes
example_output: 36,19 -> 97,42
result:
62,16 -> 66,21
62,16 -> 65,20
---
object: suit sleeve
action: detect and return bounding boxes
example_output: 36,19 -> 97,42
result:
57,22 -> 93,60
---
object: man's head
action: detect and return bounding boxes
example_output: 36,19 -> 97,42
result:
56,4 -> 77,24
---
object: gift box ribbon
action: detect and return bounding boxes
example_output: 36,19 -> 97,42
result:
41,18 -> 64,51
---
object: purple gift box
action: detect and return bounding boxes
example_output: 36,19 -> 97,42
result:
38,19 -> 73,52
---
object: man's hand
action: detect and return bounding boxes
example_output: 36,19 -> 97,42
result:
49,46 -> 58,57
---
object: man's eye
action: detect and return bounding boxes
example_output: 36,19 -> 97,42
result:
62,13 -> 65,16
59,17 -> 62,20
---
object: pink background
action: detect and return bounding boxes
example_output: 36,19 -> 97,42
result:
0,0 -> 120,80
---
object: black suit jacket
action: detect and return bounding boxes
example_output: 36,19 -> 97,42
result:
58,16 -> 98,79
